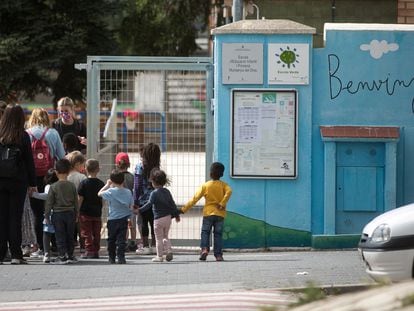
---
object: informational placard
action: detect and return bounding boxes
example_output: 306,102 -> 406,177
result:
222,43 -> 263,84
231,89 -> 297,178
268,44 -> 309,85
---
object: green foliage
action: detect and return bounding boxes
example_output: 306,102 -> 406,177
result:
0,0 -> 118,103
0,0 -> 210,103
401,293 -> 414,307
118,0 -> 210,56
290,282 -> 326,307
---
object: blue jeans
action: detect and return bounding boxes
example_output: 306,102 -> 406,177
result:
200,215 -> 224,256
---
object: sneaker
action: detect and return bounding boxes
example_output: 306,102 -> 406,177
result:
152,256 -> 163,262
199,248 -> 209,261
43,254 -> 51,263
117,258 -> 126,264
22,246 -> 31,257
53,256 -> 68,265
30,250 -> 44,258
11,258 -> 28,265
215,255 -> 224,261
126,241 -> 137,252
67,256 -> 78,264
165,252 -> 173,262
140,247 -> 151,255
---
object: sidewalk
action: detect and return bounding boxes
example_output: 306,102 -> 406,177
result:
0,250 -> 374,303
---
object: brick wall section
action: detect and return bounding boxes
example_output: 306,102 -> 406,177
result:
398,0 -> 414,23
320,126 -> 400,139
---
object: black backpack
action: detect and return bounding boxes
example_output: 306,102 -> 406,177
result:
0,144 -> 21,178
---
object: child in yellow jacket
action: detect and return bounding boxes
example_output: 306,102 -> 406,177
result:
180,162 -> 232,261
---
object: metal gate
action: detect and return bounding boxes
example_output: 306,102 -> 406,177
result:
78,56 -> 214,247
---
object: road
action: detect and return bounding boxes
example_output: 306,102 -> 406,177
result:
0,250 -> 374,310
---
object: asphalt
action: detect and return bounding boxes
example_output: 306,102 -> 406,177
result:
0,249 -> 375,303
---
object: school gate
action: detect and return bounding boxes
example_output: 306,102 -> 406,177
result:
78,56 -> 213,248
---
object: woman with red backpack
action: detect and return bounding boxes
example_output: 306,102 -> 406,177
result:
26,108 -> 65,257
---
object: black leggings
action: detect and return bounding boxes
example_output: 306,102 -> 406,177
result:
140,209 -> 154,239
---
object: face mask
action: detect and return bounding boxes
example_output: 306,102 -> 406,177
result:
60,111 -> 72,121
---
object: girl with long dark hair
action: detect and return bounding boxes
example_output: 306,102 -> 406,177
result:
0,104 -> 37,264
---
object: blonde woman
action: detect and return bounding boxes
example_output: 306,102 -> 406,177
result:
26,108 -> 65,257
53,97 -> 86,153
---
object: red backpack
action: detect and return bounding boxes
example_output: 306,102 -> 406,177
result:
28,129 -> 53,176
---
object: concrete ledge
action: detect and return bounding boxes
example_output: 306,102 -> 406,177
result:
312,234 -> 360,249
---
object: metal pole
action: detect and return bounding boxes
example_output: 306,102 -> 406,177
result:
233,0 -> 243,22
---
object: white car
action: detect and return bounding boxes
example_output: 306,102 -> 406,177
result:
358,203 -> 414,282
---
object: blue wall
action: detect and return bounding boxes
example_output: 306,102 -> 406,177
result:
213,22 -> 414,248
312,26 -> 414,235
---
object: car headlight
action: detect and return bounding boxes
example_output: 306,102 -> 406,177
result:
371,224 -> 391,243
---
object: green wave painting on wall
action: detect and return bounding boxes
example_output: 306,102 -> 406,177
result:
223,212 -> 311,248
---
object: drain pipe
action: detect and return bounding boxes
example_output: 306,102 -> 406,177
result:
233,0 -> 243,22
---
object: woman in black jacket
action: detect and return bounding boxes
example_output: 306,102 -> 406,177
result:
0,104 -> 37,264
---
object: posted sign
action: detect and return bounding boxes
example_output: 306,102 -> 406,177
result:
231,89 -> 298,178
222,43 -> 263,84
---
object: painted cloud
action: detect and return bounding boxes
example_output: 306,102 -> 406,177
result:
360,40 -> 399,59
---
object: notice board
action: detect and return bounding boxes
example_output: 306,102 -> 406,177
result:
231,89 -> 298,178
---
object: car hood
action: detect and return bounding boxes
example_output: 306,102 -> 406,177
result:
363,203 -> 414,237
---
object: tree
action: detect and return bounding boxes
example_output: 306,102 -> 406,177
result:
0,0 -> 119,104
118,0 -> 210,56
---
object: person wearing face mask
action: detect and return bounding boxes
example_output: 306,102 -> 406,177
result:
53,97 -> 87,154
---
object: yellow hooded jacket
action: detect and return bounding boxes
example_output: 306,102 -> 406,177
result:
181,180 -> 232,218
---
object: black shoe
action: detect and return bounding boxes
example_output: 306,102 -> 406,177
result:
108,257 -> 116,264
117,258 -> 126,264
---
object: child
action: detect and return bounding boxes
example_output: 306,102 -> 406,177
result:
180,162 -> 232,261
115,152 -> 141,252
133,143 -> 161,254
66,150 -> 86,251
32,169 -> 59,263
139,169 -> 180,262
66,151 -> 87,188
98,169 -> 135,264
44,159 -> 79,264
62,133 -> 79,154
78,159 -> 105,259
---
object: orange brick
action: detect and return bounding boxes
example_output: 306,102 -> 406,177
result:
398,16 -> 407,23
399,2 -> 406,8
406,16 -> 414,22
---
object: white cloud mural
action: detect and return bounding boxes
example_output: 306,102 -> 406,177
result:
360,40 -> 399,59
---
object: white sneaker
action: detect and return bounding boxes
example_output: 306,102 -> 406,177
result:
43,253 -> 50,263
141,247 -> 151,255
152,256 -> 163,262
30,250 -> 44,258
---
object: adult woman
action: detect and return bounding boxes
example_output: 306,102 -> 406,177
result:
0,104 -> 37,264
133,143 -> 161,254
26,108 -> 65,256
52,97 -> 87,153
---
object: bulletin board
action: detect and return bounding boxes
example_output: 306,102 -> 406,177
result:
231,89 -> 298,178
